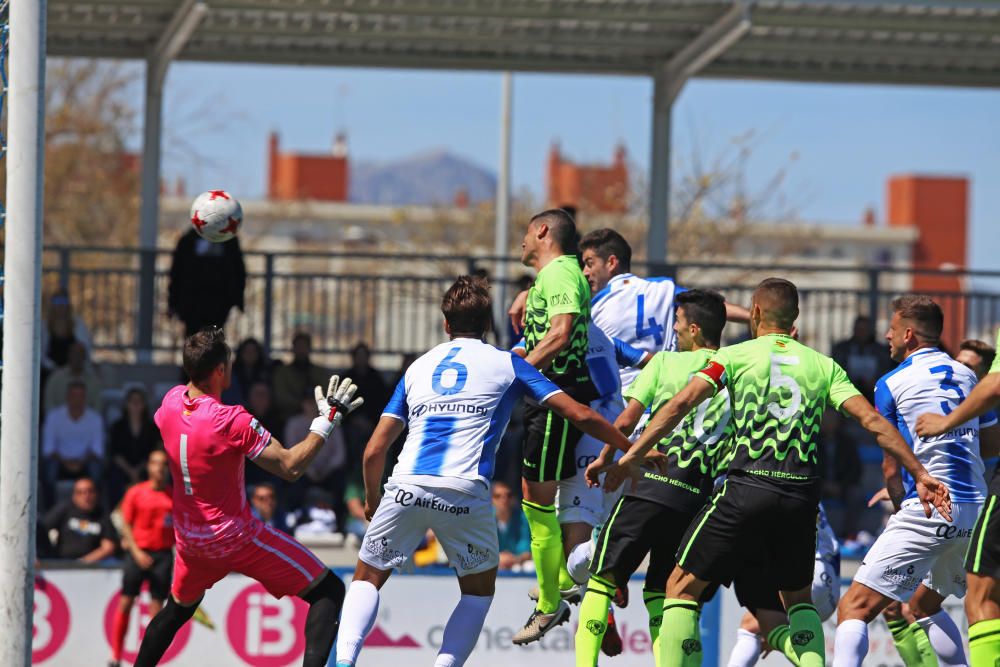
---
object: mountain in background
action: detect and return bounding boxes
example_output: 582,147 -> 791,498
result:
350,149 -> 496,206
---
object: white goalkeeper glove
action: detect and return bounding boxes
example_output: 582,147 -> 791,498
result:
309,375 -> 364,440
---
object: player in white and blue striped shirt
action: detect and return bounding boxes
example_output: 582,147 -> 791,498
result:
834,296 -> 999,667
335,276 -> 636,667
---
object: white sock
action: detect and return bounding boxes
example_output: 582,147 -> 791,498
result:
727,628 -> 762,667
833,619 -> 869,667
335,580 -> 380,666
567,541 -> 594,586
916,610 -> 969,666
433,594 -> 493,667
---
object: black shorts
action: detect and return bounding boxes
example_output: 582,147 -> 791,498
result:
122,549 -> 174,600
966,495 -> 1000,578
521,401 -> 584,483
675,478 -> 818,592
590,496 -> 694,592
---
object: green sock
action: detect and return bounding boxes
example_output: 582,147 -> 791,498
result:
659,599 -> 702,667
911,621 -> 939,667
643,589 -> 665,667
766,625 -> 801,666
523,500 -> 563,614
787,603 -> 825,667
559,558 -> 575,591
969,618 -> 1000,667
574,574 -> 614,667
886,619 -> 923,667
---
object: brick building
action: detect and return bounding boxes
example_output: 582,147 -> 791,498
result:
546,142 -> 629,213
267,131 -> 349,202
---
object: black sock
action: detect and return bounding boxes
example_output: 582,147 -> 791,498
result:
301,571 -> 347,667
134,598 -> 200,667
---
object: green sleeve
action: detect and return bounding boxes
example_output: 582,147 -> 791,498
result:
539,262 -> 583,317
623,353 -> 663,407
992,329 -> 1000,374
827,359 -> 862,410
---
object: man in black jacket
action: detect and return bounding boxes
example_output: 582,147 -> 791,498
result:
167,229 -> 246,336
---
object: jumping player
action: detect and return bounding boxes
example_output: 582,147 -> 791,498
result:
601,277 -> 952,667
834,297 -> 996,667
917,327 -> 1000,667
333,276 -> 637,667
109,450 -> 173,667
133,328 -> 363,667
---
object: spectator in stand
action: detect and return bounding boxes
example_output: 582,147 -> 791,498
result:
956,338 -> 996,380
249,482 -> 291,535
244,381 -> 284,488
43,341 -> 104,415
41,477 -> 117,562
341,342 -> 389,464
831,314 -> 894,403
42,381 -> 105,509
41,287 -> 93,374
107,387 -> 162,507
283,392 -> 348,518
272,332 -> 329,422
493,480 -> 532,570
167,228 -> 246,336
109,451 -> 174,667
222,337 -> 273,407
288,487 -> 339,542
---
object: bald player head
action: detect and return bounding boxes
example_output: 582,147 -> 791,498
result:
750,277 -> 799,337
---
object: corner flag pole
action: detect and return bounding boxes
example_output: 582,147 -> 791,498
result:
0,1 -> 46,664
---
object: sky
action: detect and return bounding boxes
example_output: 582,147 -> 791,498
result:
156,62 -> 1000,272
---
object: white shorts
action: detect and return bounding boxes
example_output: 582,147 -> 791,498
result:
359,482 -> 499,576
557,397 -> 622,526
812,556 -> 840,621
854,501 -> 981,602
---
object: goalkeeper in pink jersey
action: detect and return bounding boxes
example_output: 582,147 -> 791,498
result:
134,327 -> 363,667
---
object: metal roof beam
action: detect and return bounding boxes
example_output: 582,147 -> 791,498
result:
150,0 -> 208,83
658,0 -> 752,106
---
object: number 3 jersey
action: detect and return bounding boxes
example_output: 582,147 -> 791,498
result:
590,273 -> 685,391
696,333 -> 860,500
383,338 -> 562,498
155,385 -> 273,558
875,348 -> 998,505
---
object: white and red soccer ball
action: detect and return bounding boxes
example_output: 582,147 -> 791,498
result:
190,190 -> 243,242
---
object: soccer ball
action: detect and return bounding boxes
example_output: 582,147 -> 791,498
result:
190,190 -> 243,243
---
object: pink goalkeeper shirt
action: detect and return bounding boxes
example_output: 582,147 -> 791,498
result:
155,385 -> 272,558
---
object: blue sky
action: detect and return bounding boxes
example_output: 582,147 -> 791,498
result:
159,63 -> 1000,271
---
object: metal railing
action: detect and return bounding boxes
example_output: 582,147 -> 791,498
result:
41,246 -> 1000,364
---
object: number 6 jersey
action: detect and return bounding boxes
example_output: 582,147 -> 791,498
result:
383,337 -> 563,497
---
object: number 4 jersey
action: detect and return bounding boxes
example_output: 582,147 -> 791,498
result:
383,338 -> 563,497
696,333 -> 861,500
590,273 -> 684,391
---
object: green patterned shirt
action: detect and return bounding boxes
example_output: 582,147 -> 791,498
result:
695,333 -> 860,498
523,255 -> 594,398
623,349 -> 733,512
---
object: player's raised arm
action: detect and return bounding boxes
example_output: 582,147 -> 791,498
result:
253,376 -> 363,482
840,394 -> 951,520
917,372 -> 1000,438
725,301 -> 751,324
584,398 -> 649,488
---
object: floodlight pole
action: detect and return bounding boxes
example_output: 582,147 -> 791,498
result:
646,0 -> 751,269
0,1 -> 46,665
137,0 -> 207,362
493,72 -> 513,344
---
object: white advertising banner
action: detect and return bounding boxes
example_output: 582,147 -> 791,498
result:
31,568 -> 967,666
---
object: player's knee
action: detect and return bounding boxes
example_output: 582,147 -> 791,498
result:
303,571 -> 346,605
836,586 -> 881,624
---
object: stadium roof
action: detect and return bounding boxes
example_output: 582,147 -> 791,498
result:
48,0 -> 1000,88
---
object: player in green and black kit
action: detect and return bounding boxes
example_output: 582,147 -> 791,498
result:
917,328 -> 1000,667
572,289 -> 732,667
603,277 -> 952,667
513,209 -> 598,644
